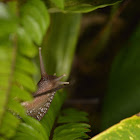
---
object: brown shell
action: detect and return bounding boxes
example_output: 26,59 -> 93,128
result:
22,48 -> 69,121
23,92 -> 55,121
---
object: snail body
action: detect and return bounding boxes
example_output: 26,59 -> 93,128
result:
22,48 -> 69,121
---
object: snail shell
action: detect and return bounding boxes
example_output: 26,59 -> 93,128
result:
22,48 -> 69,121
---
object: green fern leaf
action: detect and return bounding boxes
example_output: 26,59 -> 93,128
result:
20,0 -> 50,45
0,0 -> 50,139
58,108 -> 89,123
53,108 -> 90,140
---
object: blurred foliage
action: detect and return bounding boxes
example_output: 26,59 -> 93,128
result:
0,0 -> 50,138
44,0 -> 122,13
101,23 -> 140,130
42,13 -> 81,79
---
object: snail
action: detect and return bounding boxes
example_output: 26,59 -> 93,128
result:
22,47 -> 69,121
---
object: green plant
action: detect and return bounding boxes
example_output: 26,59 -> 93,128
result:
1,0 -> 140,140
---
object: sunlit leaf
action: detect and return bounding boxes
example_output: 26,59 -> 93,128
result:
91,115 -> 140,140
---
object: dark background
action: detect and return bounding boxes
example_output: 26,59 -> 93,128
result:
63,0 -> 140,136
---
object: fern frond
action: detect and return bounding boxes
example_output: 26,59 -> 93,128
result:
53,108 -> 91,140
0,1 -> 89,140
58,108 -> 89,123
0,0 -> 49,139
